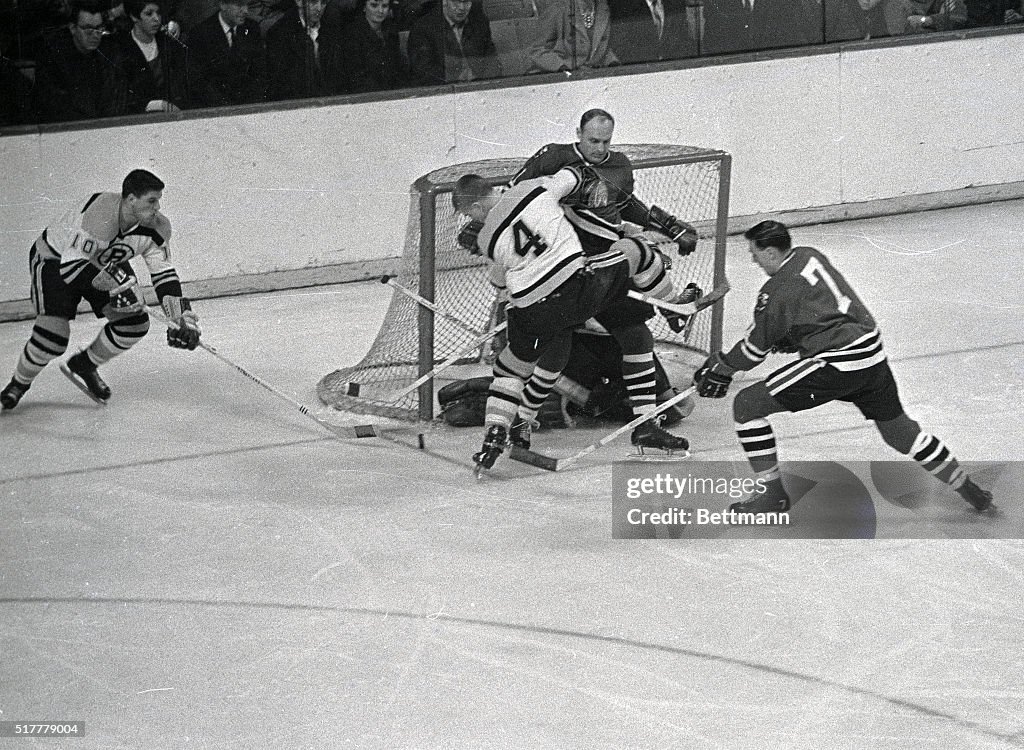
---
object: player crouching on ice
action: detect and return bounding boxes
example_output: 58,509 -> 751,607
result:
1,169 -> 201,411
692,220 -> 993,513
452,165 -> 696,476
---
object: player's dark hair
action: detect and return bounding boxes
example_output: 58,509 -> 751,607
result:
125,0 -> 162,20
452,174 -> 490,212
580,108 -> 614,130
122,169 -> 165,198
70,0 -> 107,22
744,220 -> 792,251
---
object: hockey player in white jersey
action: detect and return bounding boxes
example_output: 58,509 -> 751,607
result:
452,166 -> 691,473
1,169 -> 201,410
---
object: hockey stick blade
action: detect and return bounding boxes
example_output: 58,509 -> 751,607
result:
509,385 -> 697,472
627,280 -> 729,317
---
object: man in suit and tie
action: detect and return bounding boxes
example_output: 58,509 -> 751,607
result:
265,0 -> 349,100
186,0 -> 268,107
407,0 -> 502,84
608,0 -> 696,64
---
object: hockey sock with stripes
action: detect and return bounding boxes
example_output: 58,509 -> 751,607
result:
622,351 -> 657,417
518,366 -> 560,423
85,314 -> 151,366
485,376 -> 522,429
736,418 -> 781,483
13,315 -> 70,384
907,431 -> 968,492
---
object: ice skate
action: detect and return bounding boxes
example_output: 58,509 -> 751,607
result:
1,378 -> 30,410
473,424 -> 508,478
628,417 -> 690,461
509,416 -> 536,450
957,477 -> 994,511
728,480 -> 791,514
60,351 -> 111,404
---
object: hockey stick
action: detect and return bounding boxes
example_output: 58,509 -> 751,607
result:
627,279 -> 730,317
380,275 -> 483,335
509,385 -> 698,472
148,307 -> 393,440
384,320 -> 508,403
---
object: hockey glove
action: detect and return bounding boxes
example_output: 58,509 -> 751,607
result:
693,352 -> 735,398
457,219 -> 484,255
662,282 -> 703,333
162,295 -> 201,350
648,205 -> 699,256
95,265 -> 145,321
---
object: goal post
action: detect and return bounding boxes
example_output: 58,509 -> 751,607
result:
317,145 -> 732,422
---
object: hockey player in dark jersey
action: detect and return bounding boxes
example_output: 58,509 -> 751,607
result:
0,169 -> 201,410
511,108 -> 701,423
693,220 -> 993,513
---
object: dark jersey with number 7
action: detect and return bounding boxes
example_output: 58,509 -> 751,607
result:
722,246 -> 887,373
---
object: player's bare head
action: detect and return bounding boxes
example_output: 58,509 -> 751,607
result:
122,169 -> 165,199
577,109 -> 615,164
744,220 -> 792,252
744,221 -> 792,274
121,170 -> 163,224
452,174 -> 493,218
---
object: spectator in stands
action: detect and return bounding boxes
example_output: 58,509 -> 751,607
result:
186,0 -> 268,107
108,0 -> 183,36
964,0 -> 1020,25
341,0 -> 408,91
824,0 -> 889,41
527,0 -> 617,72
32,0 -> 120,122
884,0 -> 967,31
699,0 -> 822,55
407,0 -> 502,84
607,0 -> 696,64
106,0 -> 191,113
265,0 -> 349,99
0,56 -> 36,126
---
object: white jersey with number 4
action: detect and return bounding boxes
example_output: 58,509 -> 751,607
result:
477,171 -> 590,308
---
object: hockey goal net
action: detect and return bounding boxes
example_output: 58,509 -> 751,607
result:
317,145 -> 731,421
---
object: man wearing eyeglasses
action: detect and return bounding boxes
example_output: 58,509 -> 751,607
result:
33,0 -> 119,122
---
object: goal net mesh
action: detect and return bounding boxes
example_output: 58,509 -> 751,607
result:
318,145 -> 730,421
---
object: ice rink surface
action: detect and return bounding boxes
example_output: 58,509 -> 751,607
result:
1,202 -> 1023,748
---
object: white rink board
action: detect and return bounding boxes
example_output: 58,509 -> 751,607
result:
1,33 -> 1023,306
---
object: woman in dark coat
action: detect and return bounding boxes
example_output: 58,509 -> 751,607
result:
106,0 -> 190,113
341,0 -> 407,92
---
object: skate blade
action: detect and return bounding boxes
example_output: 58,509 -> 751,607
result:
59,363 -> 108,405
625,449 -> 692,462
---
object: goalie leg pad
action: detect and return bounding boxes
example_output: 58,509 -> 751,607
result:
438,376 -> 493,427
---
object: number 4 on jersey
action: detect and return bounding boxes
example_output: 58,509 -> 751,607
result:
512,220 -> 548,257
